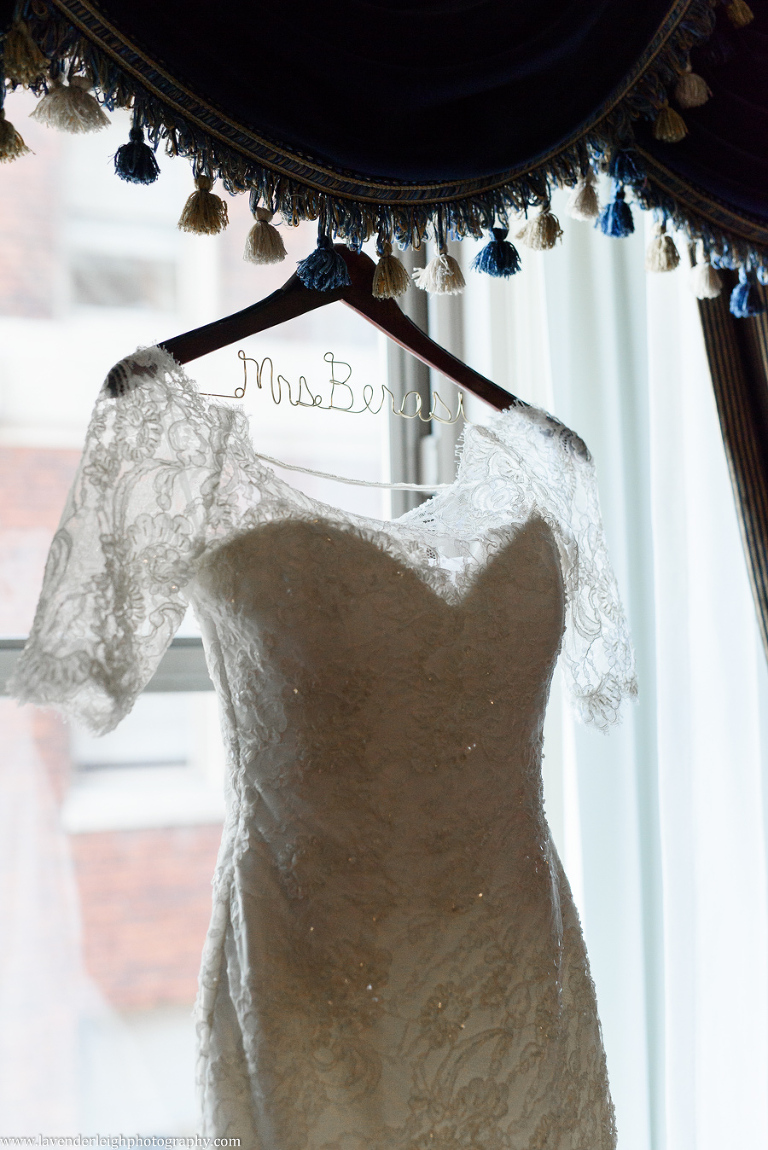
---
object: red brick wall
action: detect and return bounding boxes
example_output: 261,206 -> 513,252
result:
71,825 -> 222,1009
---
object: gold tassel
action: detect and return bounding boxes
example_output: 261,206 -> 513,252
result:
653,102 -> 688,143
4,19 -> 48,87
244,207 -> 286,264
516,203 -> 563,250
30,77 -> 110,134
726,0 -> 754,27
0,108 -> 30,162
567,169 -> 600,222
413,247 -> 465,295
645,222 -> 681,272
178,175 -> 229,235
675,65 -> 711,109
372,241 -> 411,299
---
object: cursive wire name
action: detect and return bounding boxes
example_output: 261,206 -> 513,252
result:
203,351 -> 465,425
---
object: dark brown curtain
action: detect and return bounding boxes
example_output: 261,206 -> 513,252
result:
697,280 -> 768,661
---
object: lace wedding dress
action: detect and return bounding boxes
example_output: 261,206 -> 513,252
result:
11,347 -> 636,1149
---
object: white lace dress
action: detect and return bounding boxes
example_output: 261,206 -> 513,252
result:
11,347 -> 636,1149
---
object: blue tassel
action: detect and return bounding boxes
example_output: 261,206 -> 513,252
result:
729,269 -> 766,318
114,121 -> 159,185
608,149 -> 645,187
472,227 -> 521,277
596,185 -> 634,238
296,232 -> 351,291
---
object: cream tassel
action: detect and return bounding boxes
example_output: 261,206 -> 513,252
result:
645,221 -> 681,272
4,19 -> 48,87
413,246 -> 465,295
0,108 -> 31,162
689,245 -> 723,298
675,64 -> 711,109
30,77 -> 110,133
567,168 -> 600,222
178,175 -> 229,235
726,0 -> 754,28
372,240 -> 411,299
653,102 -> 687,143
516,202 -> 563,249
244,207 -> 286,264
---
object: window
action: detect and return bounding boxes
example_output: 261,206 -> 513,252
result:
0,91 -> 402,1136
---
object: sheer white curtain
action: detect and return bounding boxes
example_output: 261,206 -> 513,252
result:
458,194 -> 768,1150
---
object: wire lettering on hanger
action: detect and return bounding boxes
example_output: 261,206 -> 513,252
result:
203,351 -> 465,424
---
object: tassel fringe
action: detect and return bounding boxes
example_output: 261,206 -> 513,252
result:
472,228 -> 521,276
244,206 -> 287,264
597,185 -> 634,238
114,122 -> 159,184
653,102 -> 688,143
516,204 -> 563,250
730,269 -> 765,317
689,248 -> 723,298
567,169 -> 600,222
414,249 -> 466,294
6,0 -> 767,282
0,109 -> 31,162
178,174 -> 229,234
725,0 -> 754,28
608,149 -> 646,186
296,233 -> 351,291
646,222 -> 681,271
4,19 -> 48,86
30,77 -> 110,133
372,241 -> 411,298
675,65 -> 711,109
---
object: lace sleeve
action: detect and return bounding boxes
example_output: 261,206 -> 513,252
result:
9,346 -> 239,735
557,432 -> 638,731
477,405 -> 638,730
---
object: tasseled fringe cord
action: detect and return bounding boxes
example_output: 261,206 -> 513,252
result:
3,19 -> 48,86
730,268 -> 765,318
725,0 -> 754,28
608,148 -> 646,186
178,174 -> 229,235
30,76 -> 110,133
675,62 -> 711,109
596,184 -> 634,238
114,117 -> 159,184
244,206 -> 287,264
372,239 -> 410,298
517,203 -> 563,250
296,230 -> 351,291
472,228 -> 521,277
413,245 -> 465,294
0,81 -> 31,164
689,244 -> 723,299
646,221 -> 680,271
567,169 -> 600,222
653,101 -> 687,143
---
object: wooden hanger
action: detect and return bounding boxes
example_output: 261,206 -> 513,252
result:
159,246 -> 519,412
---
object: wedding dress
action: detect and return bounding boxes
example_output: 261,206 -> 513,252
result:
10,346 -> 636,1149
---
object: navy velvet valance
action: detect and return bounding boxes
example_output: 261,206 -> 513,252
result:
2,0 -> 768,270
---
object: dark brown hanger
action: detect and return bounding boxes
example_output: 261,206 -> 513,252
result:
159,246 -> 519,412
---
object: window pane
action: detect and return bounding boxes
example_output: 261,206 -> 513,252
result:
0,89 -> 394,1134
